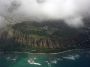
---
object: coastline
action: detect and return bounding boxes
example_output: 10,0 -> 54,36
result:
0,48 -> 90,54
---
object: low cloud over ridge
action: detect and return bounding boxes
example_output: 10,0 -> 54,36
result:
0,0 -> 90,28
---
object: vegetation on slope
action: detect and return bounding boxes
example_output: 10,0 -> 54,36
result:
0,21 -> 90,53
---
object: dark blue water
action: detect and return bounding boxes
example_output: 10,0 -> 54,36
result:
0,49 -> 90,67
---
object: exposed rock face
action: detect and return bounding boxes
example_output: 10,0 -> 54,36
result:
5,29 -> 63,49
0,22 -> 90,52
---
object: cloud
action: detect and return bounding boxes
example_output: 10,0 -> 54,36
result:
0,0 -> 90,28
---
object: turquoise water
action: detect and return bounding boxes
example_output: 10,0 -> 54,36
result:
0,49 -> 90,67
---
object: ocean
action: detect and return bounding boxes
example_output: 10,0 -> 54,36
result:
0,49 -> 90,67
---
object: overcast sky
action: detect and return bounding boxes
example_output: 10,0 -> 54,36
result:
0,0 -> 90,29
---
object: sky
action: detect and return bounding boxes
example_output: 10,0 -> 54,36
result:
0,0 -> 90,29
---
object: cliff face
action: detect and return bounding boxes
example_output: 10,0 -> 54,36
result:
0,22 -> 90,52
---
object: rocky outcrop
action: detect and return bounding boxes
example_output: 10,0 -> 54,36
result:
0,22 -> 90,52
0,29 -> 82,50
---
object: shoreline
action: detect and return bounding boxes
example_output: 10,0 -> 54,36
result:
0,48 -> 90,54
